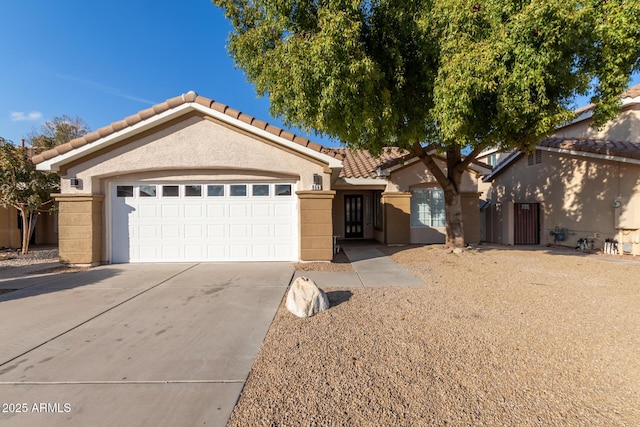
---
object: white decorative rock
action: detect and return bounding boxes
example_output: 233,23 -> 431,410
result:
286,276 -> 330,318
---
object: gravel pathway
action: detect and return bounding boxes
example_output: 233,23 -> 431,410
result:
228,245 -> 640,426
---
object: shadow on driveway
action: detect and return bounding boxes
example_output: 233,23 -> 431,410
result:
0,268 -> 125,303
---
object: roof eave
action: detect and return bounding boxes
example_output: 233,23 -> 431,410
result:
565,95 -> 640,127
332,177 -> 388,189
37,102 -> 343,172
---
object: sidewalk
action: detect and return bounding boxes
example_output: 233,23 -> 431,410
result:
293,242 -> 423,287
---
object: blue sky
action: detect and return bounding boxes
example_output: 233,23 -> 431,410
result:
0,0 -> 341,146
1,1 -> 638,148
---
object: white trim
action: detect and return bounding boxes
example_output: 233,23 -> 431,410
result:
565,95 -> 640,126
332,177 -> 388,188
537,145 -> 640,165
483,144 -> 640,182
37,102 -> 342,171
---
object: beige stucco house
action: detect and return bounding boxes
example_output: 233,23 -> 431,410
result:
484,84 -> 640,255
34,91 -> 484,265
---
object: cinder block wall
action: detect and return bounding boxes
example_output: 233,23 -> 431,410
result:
297,191 -> 335,261
54,194 -> 103,265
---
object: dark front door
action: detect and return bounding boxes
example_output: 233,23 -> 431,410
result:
514,203 -> 540,245
344,195 -> 364,238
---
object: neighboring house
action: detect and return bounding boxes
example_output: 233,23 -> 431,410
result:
34,91 -> 485,265
483,84 -> 640,255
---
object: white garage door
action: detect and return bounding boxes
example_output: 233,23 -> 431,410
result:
110,182 -> 298,263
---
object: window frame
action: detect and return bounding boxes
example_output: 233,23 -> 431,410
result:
410,188 -> 446,228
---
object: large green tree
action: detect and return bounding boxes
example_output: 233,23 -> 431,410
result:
213,0 -> 640,247
0,116 -> 89,254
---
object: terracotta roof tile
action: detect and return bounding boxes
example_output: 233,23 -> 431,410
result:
540,137 -> 640,159
32,92 -> 344,165
623,84 -> 640,99
252,118 -> 268,130
333,147 -> 409,179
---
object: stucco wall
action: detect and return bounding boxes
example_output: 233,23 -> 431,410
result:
553,105 -> 640,142
490,150 -> 640,250
385,158 -> 479,193
59,116 -> 329,194
388,159 -> 480,245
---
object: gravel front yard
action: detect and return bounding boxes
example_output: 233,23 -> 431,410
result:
229,245 -> 640,426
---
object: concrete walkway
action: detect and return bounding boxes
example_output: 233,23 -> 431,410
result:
294,242 -> 423,287
0,262 -> 293,427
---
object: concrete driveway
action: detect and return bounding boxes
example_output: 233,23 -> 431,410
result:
0,262 -> 293,426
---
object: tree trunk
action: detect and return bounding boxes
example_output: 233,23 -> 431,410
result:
442,182 -> 465,248
411,142 -> 468,248
18,208 -> 34,255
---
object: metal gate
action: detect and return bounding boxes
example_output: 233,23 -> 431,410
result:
514,203 -> 540,245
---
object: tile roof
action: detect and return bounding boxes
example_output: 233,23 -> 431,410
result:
484,137 -> 640,182
538,137 -> 640,160
32,92 -> 344,165
574,83 -> 640,116
333,147 -> 410,178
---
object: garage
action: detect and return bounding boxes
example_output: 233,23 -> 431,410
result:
35,92 -> 340,264
110,182 -> 298,263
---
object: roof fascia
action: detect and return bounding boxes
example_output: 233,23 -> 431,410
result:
483,144 -> 640,182
379,151 -> 490,176
537,145 -> 640,166
565,96 -> 640,127
332,177 -> 388,189
482,151 -> 523,182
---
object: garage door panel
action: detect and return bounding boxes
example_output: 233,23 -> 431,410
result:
139,205 -> 158,219
252,224 -> 271,238
275,245 -> 295,258
111,182 -> 298,262
274,204 -> 294,217
252,204 -> 270,217
139,225 -> 158,239
207,205 -> 225,217
139,245 -> 159,259
184,204 -> 202,218
185,245 -> 204,259
207,224 -> 225,238
162,225 -> 181,239
252,245 -> 270,258
229,204 -> 248,217
275,224 -> 294,238
208,245 -> 227,259
185,224 -> 203,239
230,224 -> 248,238
162,246 -> 181,259
162,205 -> 180,218
230,245 -> 249,258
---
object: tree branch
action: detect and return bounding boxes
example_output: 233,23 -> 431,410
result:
458,143 -> 489,173
411,141 -> 450,189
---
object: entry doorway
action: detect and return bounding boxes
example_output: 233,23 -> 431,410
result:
344,195 -> 364,238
